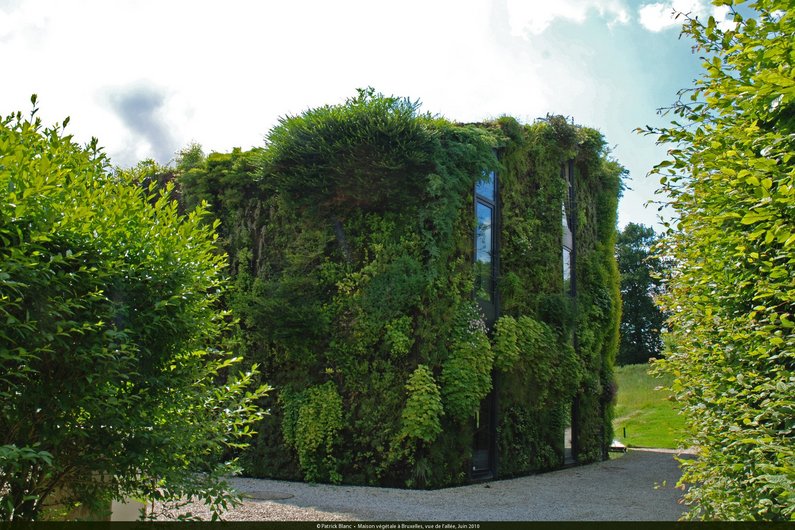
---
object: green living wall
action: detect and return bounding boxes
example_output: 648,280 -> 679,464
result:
178,90 -> 623,487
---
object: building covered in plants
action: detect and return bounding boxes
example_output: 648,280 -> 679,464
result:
179,89 -> 623,487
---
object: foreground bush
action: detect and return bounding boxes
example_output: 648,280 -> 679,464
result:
0,99 -> 269,521
648,1 -> 794,520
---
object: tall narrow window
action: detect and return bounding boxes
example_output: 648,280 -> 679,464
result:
472,168 -> 498,479
476,202 -> 493,301
562,161 -> 574,296
562,159 -> 577,465
476,173 -> 495,202
475,170 -> 497,323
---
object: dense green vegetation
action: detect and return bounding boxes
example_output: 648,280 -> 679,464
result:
646,0 -> 794,520
615,223 -> 668,365
613,364 -> 685,449
178,90 -> 623,487
0,100 -> 269,521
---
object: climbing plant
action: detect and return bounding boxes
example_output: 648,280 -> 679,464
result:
399,364 -> 445,443
281,382 -> 344,483
176,90 -> 622,487
494,115 -> 623,472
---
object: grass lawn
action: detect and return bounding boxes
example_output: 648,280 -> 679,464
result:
612,363 -> 687,449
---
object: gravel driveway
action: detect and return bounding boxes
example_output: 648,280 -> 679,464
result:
157,449 -> 693,521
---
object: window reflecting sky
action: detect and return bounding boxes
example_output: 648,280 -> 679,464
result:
476,171 -> 495,202
476,202 -> 492,264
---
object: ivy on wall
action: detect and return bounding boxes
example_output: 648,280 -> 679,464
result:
175,90 -> 623,487
281,382 -> 344,483
489,116 -> 623,473
399,364 -> 444,444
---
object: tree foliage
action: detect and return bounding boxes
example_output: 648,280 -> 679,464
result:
0,101 -> 269,521
615,223 -> 668,365
644,1 -> 794,520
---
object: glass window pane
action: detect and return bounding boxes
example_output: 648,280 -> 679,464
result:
562,204 -> 573,249
563,246 -> 572,284
476,171 -> 495,202
562,162 -> 574,296
476,202 -> 493,301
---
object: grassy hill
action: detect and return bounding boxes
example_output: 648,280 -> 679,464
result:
612,363 -> 687,449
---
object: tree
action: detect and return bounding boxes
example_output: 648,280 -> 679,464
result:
615,223 -> 667,365
0,99 -> 269,521
643,0 -> 794,520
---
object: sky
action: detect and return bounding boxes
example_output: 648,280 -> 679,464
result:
0,0 -> 733,230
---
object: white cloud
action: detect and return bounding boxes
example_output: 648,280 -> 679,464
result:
0,10 -> 10,40
506,0 -> 630,36
1,0 -> 532,165
638,2 -> 678,32
712,5 -> 738,31
638,0 -> 734,32
0,0 -> 698,230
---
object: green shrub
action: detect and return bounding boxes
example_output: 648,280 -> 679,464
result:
0,101 -> 269,521
646,0 -> 795,520
266,87 -> 438,218
385,316 -> 414,358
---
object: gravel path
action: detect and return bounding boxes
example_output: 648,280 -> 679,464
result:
156,449 -> 693,521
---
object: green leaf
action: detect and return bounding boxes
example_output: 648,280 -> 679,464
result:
741,212 -> 771,224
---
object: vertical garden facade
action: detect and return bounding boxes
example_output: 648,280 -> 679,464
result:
180,91 -> 623,487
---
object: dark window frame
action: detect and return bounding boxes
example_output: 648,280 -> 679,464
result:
474,169 -> 499,325
562,159 -> 580,466
470,168 -> 499,482
562,161 -> 576,298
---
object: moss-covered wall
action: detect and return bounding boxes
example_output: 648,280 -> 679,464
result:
178,91 -> 623,487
